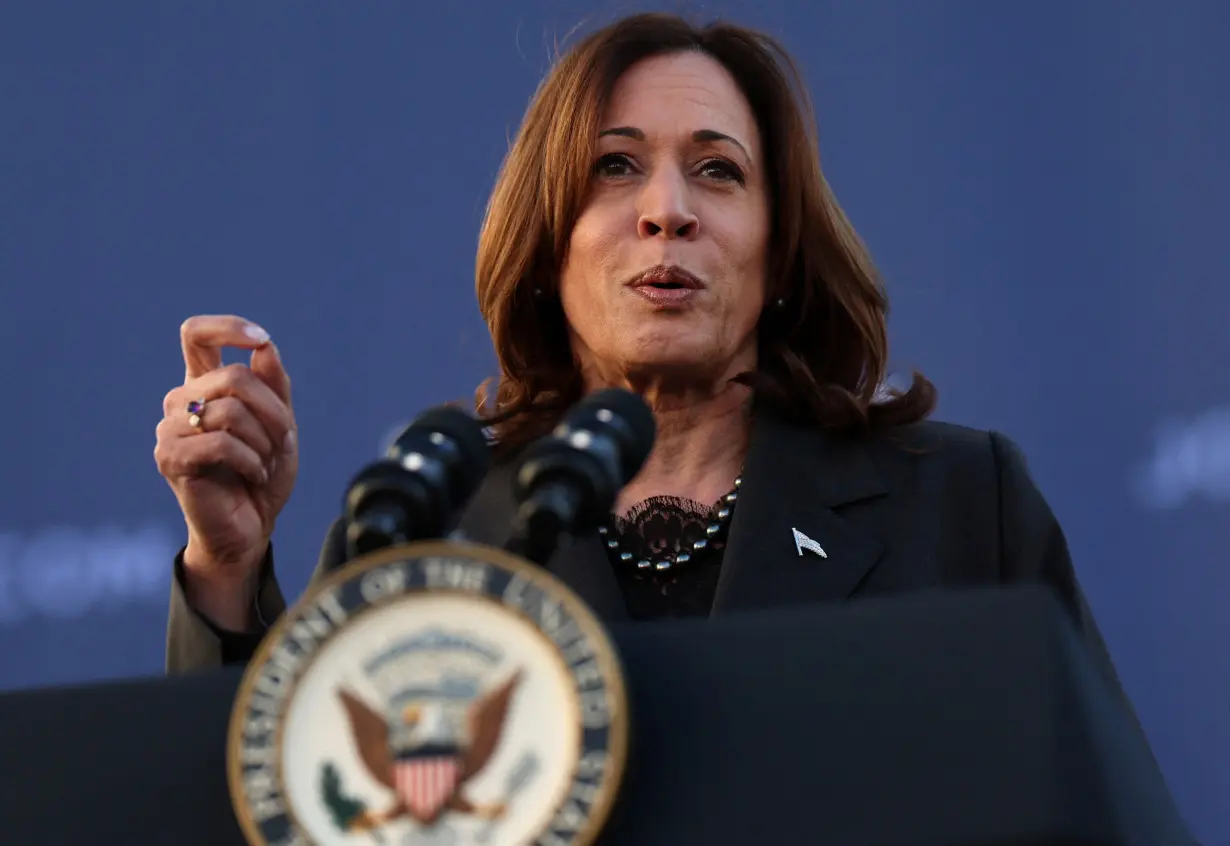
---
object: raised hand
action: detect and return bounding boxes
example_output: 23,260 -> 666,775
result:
154,315 -> 298,630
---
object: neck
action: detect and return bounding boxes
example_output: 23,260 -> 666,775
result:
594,375 -> 753,515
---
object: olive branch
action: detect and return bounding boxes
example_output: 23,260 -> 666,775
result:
319,762 -> 386,844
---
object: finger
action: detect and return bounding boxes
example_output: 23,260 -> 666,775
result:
180,315 -> 272,381
171,396 -> 275,458
184,364 -> 294,446
163,385 -> 189,418
249,342 -> 292,406
155,429 -> 268,487
162,383 -> 222,419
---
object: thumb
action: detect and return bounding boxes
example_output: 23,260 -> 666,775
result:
250,342 -> 292,405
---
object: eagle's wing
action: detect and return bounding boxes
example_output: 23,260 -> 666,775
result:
459,670 -> 522,781
337,688 -> 395,789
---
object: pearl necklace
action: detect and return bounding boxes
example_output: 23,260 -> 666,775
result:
598,475 -> 743,574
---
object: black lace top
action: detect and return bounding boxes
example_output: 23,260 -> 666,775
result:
604,494 -> 730,619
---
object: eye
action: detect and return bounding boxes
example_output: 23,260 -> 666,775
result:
697,158 -> 746,185
594,153 -> 635,178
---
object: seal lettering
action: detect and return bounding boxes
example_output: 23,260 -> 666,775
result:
359,563 -> 406,602
422,556 -> 490,592
242,764 -> 284,824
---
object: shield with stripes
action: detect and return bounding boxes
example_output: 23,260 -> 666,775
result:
393,754 -> 461,822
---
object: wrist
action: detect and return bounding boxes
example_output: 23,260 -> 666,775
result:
181,541 -> 268,633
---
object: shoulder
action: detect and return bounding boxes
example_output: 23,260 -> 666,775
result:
857,419 -> 1037,495
868,417 -> 1018,454
850,420 -> 1073,593
752,403 -> 1043,505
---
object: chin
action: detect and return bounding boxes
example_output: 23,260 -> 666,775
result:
621,335 -> 727,375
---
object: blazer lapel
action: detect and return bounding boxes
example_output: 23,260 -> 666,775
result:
711,406 -> 888,615
455,463 -> 629,624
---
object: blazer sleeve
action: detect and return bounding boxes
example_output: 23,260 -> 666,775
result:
988,431 -> 1135,708
988,432 -> 1199,842
164,518 -> 350,674
164,545 -> 285,674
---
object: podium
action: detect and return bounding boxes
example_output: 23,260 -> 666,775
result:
0,586 -> 1194,845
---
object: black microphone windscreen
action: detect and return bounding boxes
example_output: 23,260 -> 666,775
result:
389,405 -> 491,496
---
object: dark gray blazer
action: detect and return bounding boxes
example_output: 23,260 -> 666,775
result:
166,408 -> 1123,697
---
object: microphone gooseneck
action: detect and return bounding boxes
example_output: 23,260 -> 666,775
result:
342,406 -> 491,561
507,388 -> 656,566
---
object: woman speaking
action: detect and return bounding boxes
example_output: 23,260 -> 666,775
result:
156,13 -> 1123,687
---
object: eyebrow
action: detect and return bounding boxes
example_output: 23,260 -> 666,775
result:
598,126 -> 751,161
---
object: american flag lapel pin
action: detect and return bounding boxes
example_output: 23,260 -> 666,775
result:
791,527 -> 827,558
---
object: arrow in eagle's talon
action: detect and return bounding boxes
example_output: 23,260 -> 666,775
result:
474,802 -> 507,820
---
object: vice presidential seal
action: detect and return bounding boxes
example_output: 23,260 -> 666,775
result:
227,541 -> 628,846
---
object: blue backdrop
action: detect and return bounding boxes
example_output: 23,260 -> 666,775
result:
1,1 -> 1226,841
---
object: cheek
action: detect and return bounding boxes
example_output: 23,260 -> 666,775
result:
561,219 -> 607,299
559,220 -> 612,337
725,281 -> 766,343
719,229 -> 769,325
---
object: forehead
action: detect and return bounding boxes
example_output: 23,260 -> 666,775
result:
603,51 -> 760,152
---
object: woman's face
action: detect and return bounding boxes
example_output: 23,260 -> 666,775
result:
558,51 -> 770,388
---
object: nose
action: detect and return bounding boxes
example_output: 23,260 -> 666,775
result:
637,169 -> 699,240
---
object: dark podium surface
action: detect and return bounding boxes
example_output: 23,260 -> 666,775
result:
0,586 -> 1194,845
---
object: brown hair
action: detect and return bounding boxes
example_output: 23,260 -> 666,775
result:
474,12 -> 936,451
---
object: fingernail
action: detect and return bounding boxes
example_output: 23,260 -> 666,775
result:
244,323 -> 271,344
283,430 -> 297,453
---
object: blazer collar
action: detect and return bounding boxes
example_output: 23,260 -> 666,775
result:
711,404 -> 888,614
454,403 -> 890,622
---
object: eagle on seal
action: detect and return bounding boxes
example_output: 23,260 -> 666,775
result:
336,670 -> 522,830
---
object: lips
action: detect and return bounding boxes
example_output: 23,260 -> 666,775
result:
627,265 -> 705,307
631,265 -> 704,290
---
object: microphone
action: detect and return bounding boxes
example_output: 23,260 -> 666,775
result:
507,388 -> 656,565
343,405 -> 491,560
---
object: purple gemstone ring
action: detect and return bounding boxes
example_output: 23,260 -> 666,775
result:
186,398 -> 207,429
